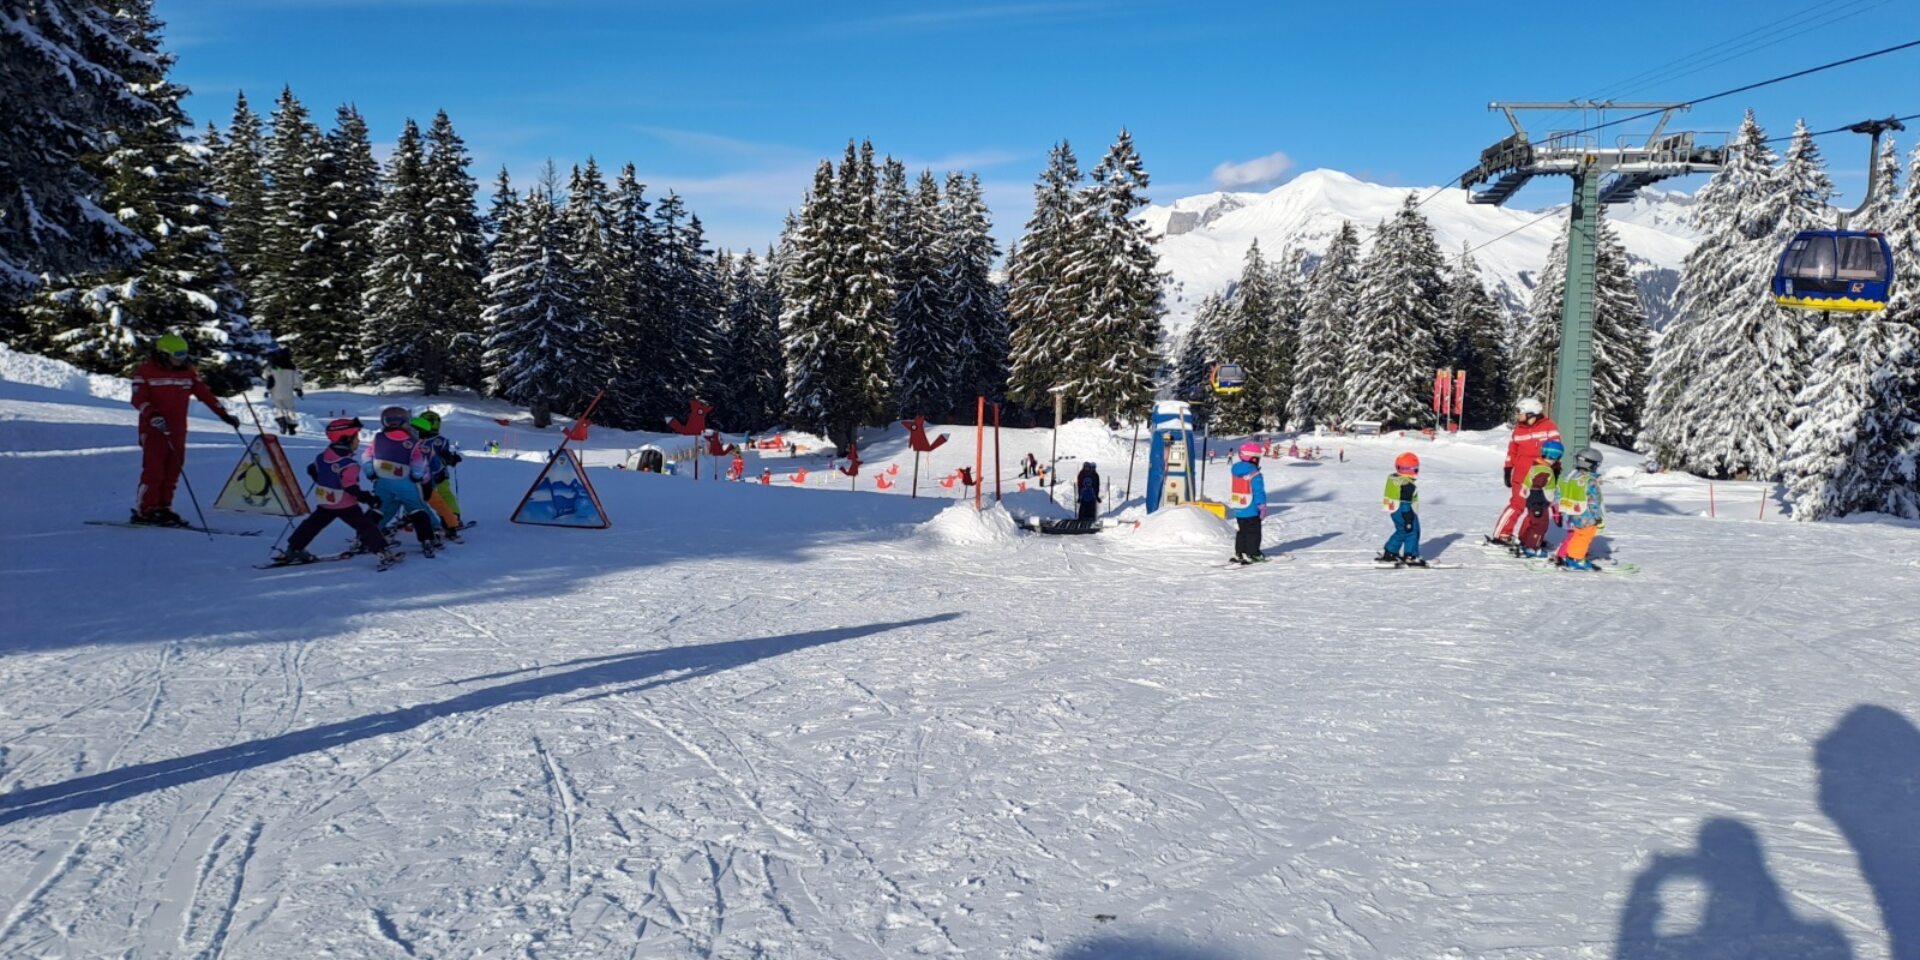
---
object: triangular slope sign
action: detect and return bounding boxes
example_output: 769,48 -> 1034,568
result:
214,434 -> 309,517
510,448 -> 610,528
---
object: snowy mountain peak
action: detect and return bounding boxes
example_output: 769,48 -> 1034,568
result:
1144,169 -> 1703,334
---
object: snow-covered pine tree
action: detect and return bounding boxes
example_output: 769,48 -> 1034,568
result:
421,111 -> 487,390
1647,111 -> 1809,478
213,92 -> 269,303
1787,140 -> 1920,519
562,159 -> 626,405
1513,215 -> 1650,444
943,172 -> 1008,414
1210,241 -> 1285,432
1065,130 -> 1162,422
481,163 -> 609,428
483,166 -> 516,251
1432,244 -> 1507,429
309,104 -> 379,379
1006,142 -> 1083,409
1,0 -> 168,326
602,163 -> 671,428
781,142 -> 893,450
1173,293 -> 1227,401
1286,220 -> 1360,430
655,194 -> 725,406
726,250 -> 784,430
359,119 -> 433,388
878,156 -> 910,278
1265,245 -> 1308,422
21,2 -> 264,391
889,169 -> 953,417
1343,196 -> 1446,428
254,88 -> 328,372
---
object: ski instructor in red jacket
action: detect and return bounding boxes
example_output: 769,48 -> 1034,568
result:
129,334 -> 241,526
1489,396 -> 1561,545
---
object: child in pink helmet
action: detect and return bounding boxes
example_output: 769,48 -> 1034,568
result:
1229,442 -> 1268,564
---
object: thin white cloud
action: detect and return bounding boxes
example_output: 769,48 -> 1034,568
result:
817,1 -> 1114,35
1210,151 -> 1295,190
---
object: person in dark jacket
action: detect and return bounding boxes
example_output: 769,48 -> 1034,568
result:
1075,462 -> 1101,521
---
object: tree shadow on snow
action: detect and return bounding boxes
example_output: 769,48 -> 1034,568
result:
1816,705 -> 1920,960
0,614 -> 957,826
1055,935 -> 1242,960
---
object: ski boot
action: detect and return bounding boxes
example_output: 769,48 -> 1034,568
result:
1563,557 -> 1597,571
1373,551 -> 1404,566
1400,554 -> 1429,568
375,548 -> 406,571
271,547 -> 319,566
419,538 -> 437,559
1483,534 -> 1516,549
1229,554 -> 1251,565
442,524 -> 463,544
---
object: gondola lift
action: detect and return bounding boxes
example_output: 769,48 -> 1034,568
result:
1210,362 -> 1247,395
1772,116 -> 1904,313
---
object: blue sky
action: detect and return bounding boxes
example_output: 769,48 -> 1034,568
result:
164,0 -> 1920,251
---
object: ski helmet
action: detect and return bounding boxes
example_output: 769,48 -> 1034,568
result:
1239,441 -> 1262,461
1515,397 -> 1545,417
1574,447 -> 1602,471
155,333 -> 190,359
419,410 -> 442,431
1540,439 -> 1565,461
380,405 -> 410,430
1394,451 -> 1420,475
409,415 -> 435,434
325,417 -> 362,444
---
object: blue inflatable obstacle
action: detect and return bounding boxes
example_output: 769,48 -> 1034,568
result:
1772,230 -> 1894,312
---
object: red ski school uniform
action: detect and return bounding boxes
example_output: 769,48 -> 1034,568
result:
130,358 -> 234,514
1494,417 -> 1561,539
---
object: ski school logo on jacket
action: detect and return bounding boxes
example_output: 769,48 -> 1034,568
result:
1230,471 -> 1256,509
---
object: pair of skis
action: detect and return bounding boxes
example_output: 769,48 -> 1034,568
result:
85,519 -> 260,537
1478,538 -> 1640,575
255,549 -> 405,572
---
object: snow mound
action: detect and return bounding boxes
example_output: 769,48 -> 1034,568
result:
917,502 -> 1020,546
1053,417 -> 1137,467
1121,504 -> 1233,550
0,344 -> 131,401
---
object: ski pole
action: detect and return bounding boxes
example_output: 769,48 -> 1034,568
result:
161,432 -> 215,540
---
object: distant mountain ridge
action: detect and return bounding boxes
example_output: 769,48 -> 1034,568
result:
1140,169 -> 1703,337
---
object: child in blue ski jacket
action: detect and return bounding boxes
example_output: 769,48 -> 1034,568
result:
1229,442 -> 1268,564
1378,452 -> 1426,567
368,405 -> 442,555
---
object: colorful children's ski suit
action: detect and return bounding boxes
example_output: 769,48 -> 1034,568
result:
1556,468 -> 1605,564
1383,473 -> 1421,558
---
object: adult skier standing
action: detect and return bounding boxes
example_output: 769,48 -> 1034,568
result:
1488,397 -> 1561,546
264,348 -> 304,435
129,334 -> 241,525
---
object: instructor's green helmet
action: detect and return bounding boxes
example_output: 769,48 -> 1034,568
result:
155,333 -> 190,358
409,415 -> 435,434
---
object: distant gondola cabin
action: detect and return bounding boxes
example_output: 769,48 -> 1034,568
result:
1210,363 -> 1247,395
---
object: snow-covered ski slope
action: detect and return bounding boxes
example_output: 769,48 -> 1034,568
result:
3,364 -> 1918,958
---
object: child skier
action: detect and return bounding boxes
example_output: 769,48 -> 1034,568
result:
1075,462 -> 1101,521
1378,452 -> 1426,567
1556,447 -> 1606,570
412,411 -> 464,541
1515,439 -> 1566,558
368,405 -> 442,556
1229,442 -> 1268,564
272,418 -> 403,569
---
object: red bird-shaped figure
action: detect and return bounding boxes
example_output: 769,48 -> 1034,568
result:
900,416 -> 949,454
703,430 -> 736,457
837,443 -> 861,477
874,473 -> 895,490
886,463 -> 900,476
666,398 -> 713,436
790,469 -> 809,484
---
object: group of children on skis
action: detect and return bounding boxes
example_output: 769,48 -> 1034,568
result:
1224,396 -> 1611,570
273,405 -> 467,569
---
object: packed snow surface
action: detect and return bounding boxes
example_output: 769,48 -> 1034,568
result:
1,369 -> 1917,959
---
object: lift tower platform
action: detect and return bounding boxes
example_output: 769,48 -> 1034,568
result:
1460,102 -> 1723,454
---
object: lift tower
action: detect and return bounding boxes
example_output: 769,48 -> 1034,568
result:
1460,102 -> 1723,454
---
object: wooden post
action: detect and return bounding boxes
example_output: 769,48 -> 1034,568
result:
1708,482 -> 1716,518
911,451 -> 919,499
975,396 -> 985,511
1124,417 -> 1140,507
992,402 -> 1002,503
